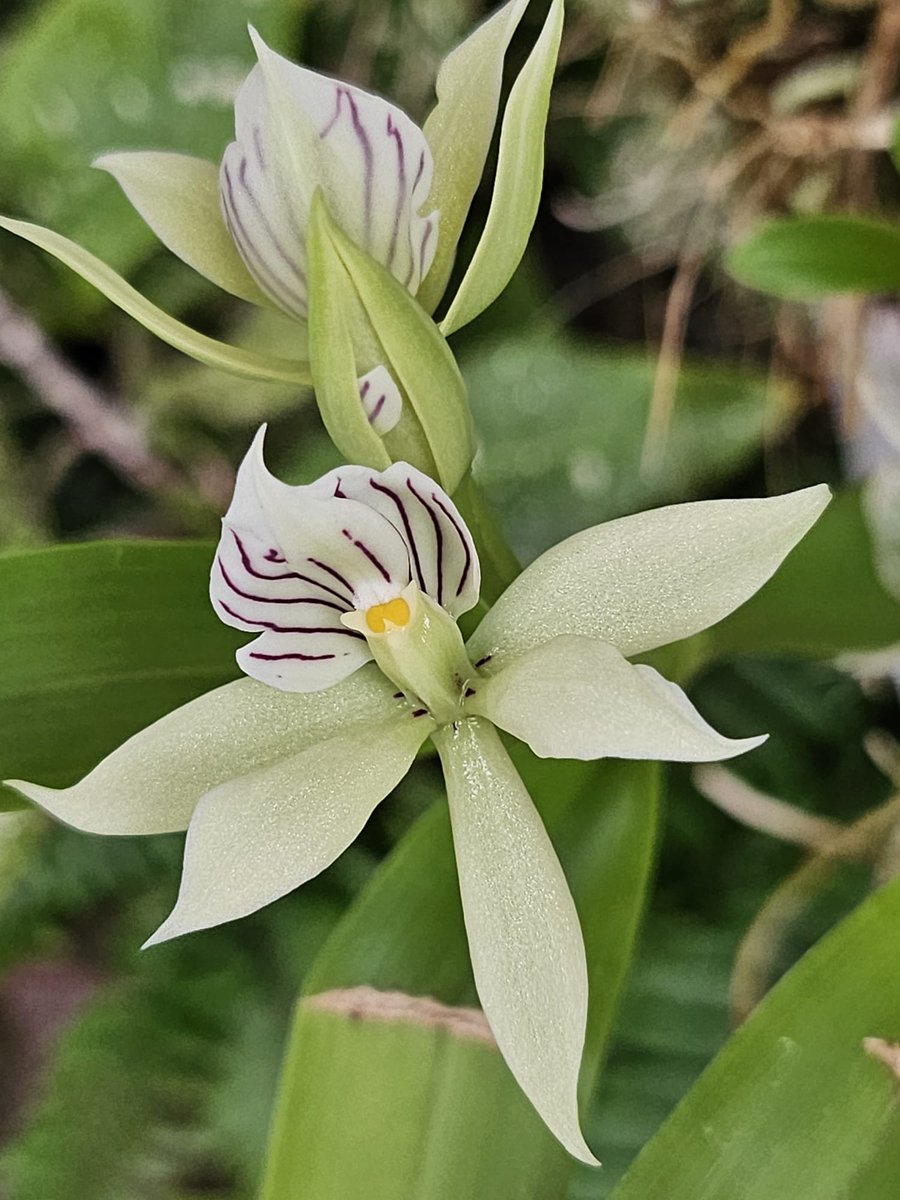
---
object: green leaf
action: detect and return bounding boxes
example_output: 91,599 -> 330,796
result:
709,490 -> 900,659
0,216 -> 312,385
260,989 -> 570,1200
726,215 -> 900,300
325,211 -> 475,493
607,876 -> 900,1200
265,751 -> 659,1188
463,333 -> 796,560
440,0 -> 564,337
417,0 -> 530,315
0,540 -> 239,806
306,195 -> 392,470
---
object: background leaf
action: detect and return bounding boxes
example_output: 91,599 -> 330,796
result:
726,215 -> 900,300
0,541 -> 238,802
607,876 -> 900,1200
463,334 -> 794,559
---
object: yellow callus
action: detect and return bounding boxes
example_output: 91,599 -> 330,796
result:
365,596 -> 411,634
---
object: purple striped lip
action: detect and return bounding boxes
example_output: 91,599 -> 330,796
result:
216,598 -> 364,639
385,112 -> 405,272
341,529 -> 392,583
406,477 -> 443,604
369,478 -> 426,592
431,491 -> 472,598
368,394 -> 386,425
321,87 -> 374,245
218,558 -> 347,610
307,557 -> 355,598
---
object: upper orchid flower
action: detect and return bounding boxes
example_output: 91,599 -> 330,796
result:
0,1 -> 564,491
95,29 -> 439,438
6,435 -> 829,1163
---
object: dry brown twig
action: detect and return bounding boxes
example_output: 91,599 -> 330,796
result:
0,285 -> 230,511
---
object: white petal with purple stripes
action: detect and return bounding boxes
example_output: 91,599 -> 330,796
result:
219,29 -> 439,319
211,428 -> 481,691
358,364 -> 403,436
312,461 -> 480,618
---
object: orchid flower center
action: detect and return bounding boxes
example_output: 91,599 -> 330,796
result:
365,597 -> 411,634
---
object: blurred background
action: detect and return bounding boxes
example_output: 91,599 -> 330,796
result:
0,0 -> 899,1196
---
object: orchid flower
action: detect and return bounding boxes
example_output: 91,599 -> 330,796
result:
0,0 -> 563,490
6,434 -> 830,1163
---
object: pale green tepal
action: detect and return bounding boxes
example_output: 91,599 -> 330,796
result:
6,432 -> 830,1164
0,0 -> 564,492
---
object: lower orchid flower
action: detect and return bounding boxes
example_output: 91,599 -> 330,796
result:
6,431 -> 830,1163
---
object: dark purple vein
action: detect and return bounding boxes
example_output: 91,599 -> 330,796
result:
217,598 -> 364,638
406,478 -> 443,603
249,651 -> 336,662
430,491 -> 472,598
385,113 -> 406,271
369,479 -> 425,591
218,557 -> 347,609
342,528 -> 392,583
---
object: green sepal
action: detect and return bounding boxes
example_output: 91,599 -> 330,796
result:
306,194 -> 392,470
0,215 -> 313,385
418,0 -> 531,315
320,203 -> 475,494
440,0 -> 564,337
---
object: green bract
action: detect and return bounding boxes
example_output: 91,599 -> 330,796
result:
0,5 -> 564,490
7,433 -> 830,1165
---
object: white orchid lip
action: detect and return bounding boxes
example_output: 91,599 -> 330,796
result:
210,427 -> 480,694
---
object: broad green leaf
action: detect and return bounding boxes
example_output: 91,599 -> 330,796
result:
726,215 -> 900,300
306,196 -> 392,470
418,0 -> 530,314
0,217 -> 313,384
268,750 -> 659,1189
607,876 -> 900,1200
463,334 -> 798,560
326,211 -> 475,493
260,989 -> 569,1200
709,490 -> 900,658
0,541 -> 239,806
440,0 -> 564,336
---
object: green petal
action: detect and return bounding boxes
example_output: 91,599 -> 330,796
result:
95,151 -> 270,306
469,485 -> 831,669
0,216 -> 312,385
321,202 -> 475,493
145,713 -> 431,945
306,193 -> 393,469
434,717 -> 598,1165
470,635 -> 766,761
418,0 -> 530,314
6,665 -> 401,836
440,0 -> 564,337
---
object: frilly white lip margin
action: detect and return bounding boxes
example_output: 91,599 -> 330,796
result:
4,437 -> 832,1166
